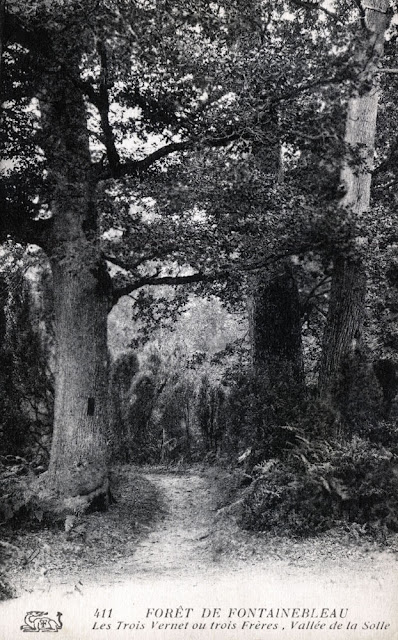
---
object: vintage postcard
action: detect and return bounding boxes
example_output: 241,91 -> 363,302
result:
1,0 -> 397,638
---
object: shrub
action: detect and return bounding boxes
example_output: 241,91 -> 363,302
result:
0,457 -> 46,527
109,351 -> 139,461
222,367 -> 307,464
241,436 -> 398,536
0,259 -> 53,466
359,419 -> 398,455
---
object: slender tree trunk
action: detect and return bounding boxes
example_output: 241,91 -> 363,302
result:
40,66 -> 111,504
318,1 -> 390,414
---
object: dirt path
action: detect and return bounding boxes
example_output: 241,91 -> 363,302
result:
5,466 -> 398,593
127,472 -> 216,578
107,468 -> 398,588
2,468 -> 398,639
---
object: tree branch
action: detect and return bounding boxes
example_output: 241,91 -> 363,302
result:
95,40 -> 121,177
110,244 -> 310,305
120,141 -> 191,177
106,254 -> 134,271
95,132 -> 242,181
95,66 -> 350,183
112,271 -> 221,304
106,253 -> 163,272
289,0 -> 338,19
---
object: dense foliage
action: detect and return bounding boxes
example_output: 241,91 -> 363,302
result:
241,436 -> 398,537
1,0 -> 398,540
0,247 -> 53,465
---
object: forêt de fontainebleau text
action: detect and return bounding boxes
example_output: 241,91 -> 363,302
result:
91,606 -> 391,633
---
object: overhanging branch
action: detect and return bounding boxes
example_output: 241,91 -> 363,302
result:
119,141 -> 191,177
379,68 -> 398,74
110,245 -> 308,305
95,132 -> 242,182
112,271 -> 221,304
106,253 -> 163,272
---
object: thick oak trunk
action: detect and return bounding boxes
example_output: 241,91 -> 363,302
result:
251,261 -> 303,380
48,254 -> 110,501
318,255 -> 367,409
318,1 -> 390,415
249,259 -> 304,423
40,65 -> 111,505
249,121 -> 304,421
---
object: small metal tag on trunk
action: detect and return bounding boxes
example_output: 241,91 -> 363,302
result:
87,397 -> 95,416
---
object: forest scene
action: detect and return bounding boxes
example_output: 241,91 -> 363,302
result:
1,0 -> 398,613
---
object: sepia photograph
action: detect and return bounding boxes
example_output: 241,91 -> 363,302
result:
0,0 -> 398,638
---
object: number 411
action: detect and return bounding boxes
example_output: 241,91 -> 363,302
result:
94,609 -> 113,619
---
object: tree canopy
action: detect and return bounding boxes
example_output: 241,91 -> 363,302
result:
1,0 -> 398,522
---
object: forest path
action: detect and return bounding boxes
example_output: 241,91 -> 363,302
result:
127,471 -> 216,578
4,465 -> 398,605
2,467 -> 398,640
108,467 -> 398,589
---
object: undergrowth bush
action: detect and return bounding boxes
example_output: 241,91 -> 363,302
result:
0,457 -> 46,528
359,419 -> 398,455
222,368 -> 306,460
0,457 -> 72,530
241,436 -> 398,537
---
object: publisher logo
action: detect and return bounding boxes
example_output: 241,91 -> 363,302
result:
21,611 -> 63,632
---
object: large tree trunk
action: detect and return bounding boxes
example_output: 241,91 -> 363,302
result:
249,123 -> 304,423
318,1 -> 390,415
317,256 -> 367,406
48,255 -> 110,502
251,261 -> 303,380
40,66 -> 111,505
249,259 -> 304,422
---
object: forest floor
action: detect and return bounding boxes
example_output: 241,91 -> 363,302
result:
1,464 -> 398,598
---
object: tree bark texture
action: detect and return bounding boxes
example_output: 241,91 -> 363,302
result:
318,255 -> 367,407
40,67 -> 111,503
318,1 -> 390,412
251,261 -> 303,377
250,260 -> 304,412
249,117 -> 304,418
49,257 -> 110,500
